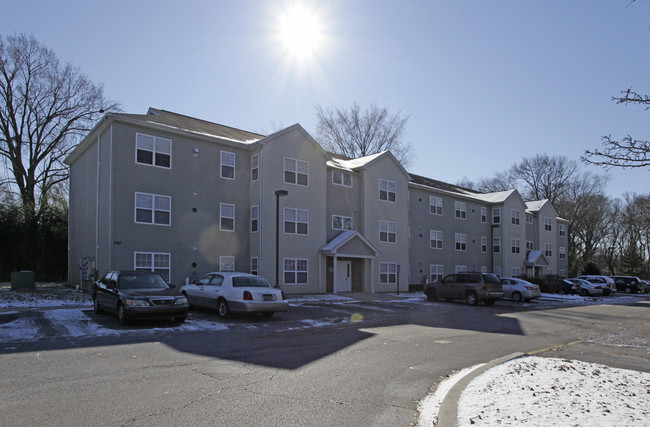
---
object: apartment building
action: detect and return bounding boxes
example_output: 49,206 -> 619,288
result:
65,108 -> 568,293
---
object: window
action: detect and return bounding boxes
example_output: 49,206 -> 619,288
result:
221,151 -> 235,179
134,252 -> 170,281
455,201 -> 467,219
284,157 -> 309,186
379,179 -> 396,202
220,256 -> 235,272
493,237 -> 501,253
251,257 -> 259,275
526,241 -> 535,251
332,170 -> 352,187
559,247 -> 566,260
559,224 -> 566,237
285,208 -> 308,235
526,214 -> 534,224
481,237 -> 487,253
380,262 -> 397,284
251,154 -> 259,182
455,233 -> 467,251
135,193 -> 171,225
430,230 -> 443,249
511,209 -> 520,225
481,266 -> 488,273
455,265 -> 467,273
512,267 -> 521,278
136,133 -> 171,168
379,220 -> 396,243
332,215 -> 353,231
559,269 -> 566,278
430,196 -> 443,215
251,206 -> 259,232
493,208 -> 501,225
481,207 -> 487,223
284,258 -> 308,284
430,265 -> 443,283
493,267 -> 502,277
544,217 -> 552,231
545,243 -> 552,257
220,203 -> 235,231
512,238 -> 520,254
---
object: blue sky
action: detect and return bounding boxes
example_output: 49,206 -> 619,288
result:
4,0 -> 649,198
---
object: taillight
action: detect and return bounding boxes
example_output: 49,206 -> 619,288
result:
281,291 -> 286,300
243,290 -> 253,300
482,283 -> 488,289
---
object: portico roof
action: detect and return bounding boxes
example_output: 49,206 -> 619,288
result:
320,231 -> 380,258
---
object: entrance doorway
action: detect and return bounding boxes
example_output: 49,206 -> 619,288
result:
335,260 -> 352,292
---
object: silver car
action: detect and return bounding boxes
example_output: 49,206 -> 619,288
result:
567,278 -> 604,296
500,278 -> 541,302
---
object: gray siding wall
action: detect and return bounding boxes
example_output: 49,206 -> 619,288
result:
325,168 -> 362,242
499,196 -> 527,277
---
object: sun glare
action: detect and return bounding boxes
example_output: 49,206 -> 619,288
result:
277,3 -> 324,60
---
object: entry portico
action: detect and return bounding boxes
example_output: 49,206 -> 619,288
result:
320,230 -> 381,293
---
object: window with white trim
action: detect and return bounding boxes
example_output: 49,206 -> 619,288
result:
455,233 -> 467,251
481,207 -> 487,223
136,133 -> 171,168
455,201 -> 467,219
220,256 -> 235,272
493,237 -> 501,253
455,265 -> 467,273
251,206 -> 258,232
481,236 -> 487,253
379,262 -> 397,284
559,269 -> 566,277
430,196 -> 443,215
493,207 -> 501,225
559,224 -> 566,237
512,238 -> 521,254
430,230 -> 443,249
221,151 -> 235,179
430,265 -> 443,283
220,203 -> 235,231
284,258 -> 308,284
511,209 -> 520,225
512,267 -> 521,278
284,208 -> 308,235
526,241 -> 535,251
559,246 -> 566,260
544,217 -> 552,231
493,267 -> 502,277
284,157 -> 309,186
481,266 -> 488,273
251,257 -> 258,275
526,214 -> 534,224
379,179 -> 396,202
545,243 -> 552,257
332,170 -> 352,187
134,252 -> 170,281
251,154 -> 259,182
135,192 -> 171,225
332,215 -> 353,231
379,220 -> 396,243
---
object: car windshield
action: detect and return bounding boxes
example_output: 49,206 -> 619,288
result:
118,273 -> 169,289
232,276 -> 271,288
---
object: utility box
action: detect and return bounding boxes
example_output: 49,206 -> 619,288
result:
11,271 -> 36,290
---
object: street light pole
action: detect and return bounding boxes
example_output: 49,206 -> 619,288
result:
275,190 -> 288,288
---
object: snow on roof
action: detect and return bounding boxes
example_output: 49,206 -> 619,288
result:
526,200 -> 547,212
326,151 -> 387,171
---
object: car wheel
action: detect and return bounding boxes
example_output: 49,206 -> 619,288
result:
93,296 -> 103,314
465,292 -> 479,306
483,299 -> 495,306
426,289 -> 438,302
625,286 -> 632,294
117,303 -> 129,325
580,289 -> 589,297
512,292 -> 523,303
217,299 -> 230,318
174,316 -> 187,323
262,312 -> 274,318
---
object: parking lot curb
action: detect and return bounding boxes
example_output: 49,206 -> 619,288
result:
437,352 -> 525,427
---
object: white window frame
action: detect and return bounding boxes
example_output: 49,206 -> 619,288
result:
544,217 -> 552,231
379,220 -> 396,243
493,237 -> 501,253
512,238 -> 521,254
526,214 -> 534,224
559,246 -> 566,260
481,236 -> 487,253
455,201 -> 467,219
220,203 -> 235,232
379,179 -> 396,202
284,157 -> 309,186
221,150 -> 235,180
379,262 -> 397,284
559,224 -> 566,237
251,205 -> 259,233
481,207 -> 487,223
220,256 -> 235,272
493,267 -> 502,277
430,265 -> 443,283
251,257 -> 259,275
284,207 -> 309,235
135,192 -> 171,226
455,233 -> 467,251
455,265 -> 467,273
134,252 -> 171,281
332,215 -> 353,231
284,258 -> 308,284
430,196 -> 443,215
251,154 -> 259,182
430,230 -> 443,249
332,170 -> 352,187
511,209 -> 520,225
526,241 -> 535,251
493,207 -> 501,225
135,133 -> 172,168
545,243 -> 553,257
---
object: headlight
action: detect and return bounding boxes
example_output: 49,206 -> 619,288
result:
174,297 -> 188,305
124,299 -> 149,307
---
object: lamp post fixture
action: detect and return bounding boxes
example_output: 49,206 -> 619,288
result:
275,189 -> 288,288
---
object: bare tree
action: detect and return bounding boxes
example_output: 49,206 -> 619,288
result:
315,103 -> 413,167
511,154 -> 577,205
583,88 -> 650,169
0,34 -> 119,217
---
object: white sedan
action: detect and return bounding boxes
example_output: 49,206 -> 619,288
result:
499,278 -> 541,302
181,272 -> 288,318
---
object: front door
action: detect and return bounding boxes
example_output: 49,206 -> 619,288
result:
335,260 -> 352,292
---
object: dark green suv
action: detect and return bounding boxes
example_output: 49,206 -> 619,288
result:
424,272 -> 504,305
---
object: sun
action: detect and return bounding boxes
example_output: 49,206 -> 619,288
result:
277,3 -> 324,60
